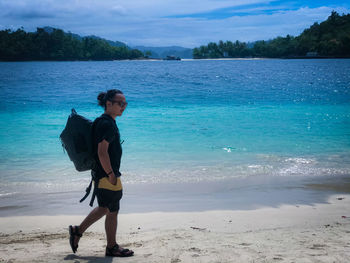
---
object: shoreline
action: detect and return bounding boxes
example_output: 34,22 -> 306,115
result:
1,174 -> 350,217
1,194 -> 349,262
1,57 -> 350,62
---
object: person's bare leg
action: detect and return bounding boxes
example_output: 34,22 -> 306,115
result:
105,211 -> 134,256
73,206 -> 108,247
105,210 -> 118,248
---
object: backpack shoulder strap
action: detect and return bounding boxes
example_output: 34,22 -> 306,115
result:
79,179 -> 93,203
79,116 -> 108,206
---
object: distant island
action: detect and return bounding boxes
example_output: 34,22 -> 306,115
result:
0,26 -> 193,61
193,11 -> 350,59
0,27 -> 145,61
1,11 -> 349,61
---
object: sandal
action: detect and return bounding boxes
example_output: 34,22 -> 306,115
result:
105,244 -> 134,257
69,225 -> 82,253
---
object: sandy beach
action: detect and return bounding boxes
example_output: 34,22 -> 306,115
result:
1,59 -> 350,263
1,194 -> 349,263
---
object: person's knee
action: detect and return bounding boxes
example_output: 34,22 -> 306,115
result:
97,207 -> 109,214
107,210 -> 118,216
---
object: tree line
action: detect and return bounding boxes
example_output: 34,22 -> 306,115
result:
193,11 -> 350,59
0,27 -> 144,61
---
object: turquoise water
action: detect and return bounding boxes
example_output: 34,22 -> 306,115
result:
0,59 -> 350,198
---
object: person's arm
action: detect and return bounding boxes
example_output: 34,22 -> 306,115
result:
98,139 -> 117,185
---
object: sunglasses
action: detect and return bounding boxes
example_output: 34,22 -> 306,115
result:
110,100 -> 128,108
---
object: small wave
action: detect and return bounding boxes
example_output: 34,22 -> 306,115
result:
247,165 -> 273,170
222,147 -> 235,153
278,164 -> 350,177
0,192 -> 18,198
284,157 -> 317,164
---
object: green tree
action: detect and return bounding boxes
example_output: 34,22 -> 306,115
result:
0,27 -> 144,61
193,11 -> 350,59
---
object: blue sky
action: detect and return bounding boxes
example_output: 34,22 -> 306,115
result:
0,0 -> 349,47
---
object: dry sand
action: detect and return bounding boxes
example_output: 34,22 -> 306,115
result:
1,195 -> 350,263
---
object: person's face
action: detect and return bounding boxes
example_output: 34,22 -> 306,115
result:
107,94 -> 127,116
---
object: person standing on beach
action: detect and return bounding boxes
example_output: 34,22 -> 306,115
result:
69,89 -> 134,257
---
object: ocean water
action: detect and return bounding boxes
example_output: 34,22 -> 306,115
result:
0,59 -> 350,214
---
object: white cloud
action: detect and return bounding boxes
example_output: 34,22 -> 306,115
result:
110,5 -> 128,16
0,1 -> 349,47
0,0 -> 272,18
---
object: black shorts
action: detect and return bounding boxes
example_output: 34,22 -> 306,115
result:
96,188 -> 123,212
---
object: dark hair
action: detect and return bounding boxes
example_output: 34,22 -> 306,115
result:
97,89 -> 123,109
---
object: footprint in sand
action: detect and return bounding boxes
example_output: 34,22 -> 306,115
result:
310,244 -> 326,250
239,243 -> 251,246
188,247 -> 201,253
273,257 -> 283,261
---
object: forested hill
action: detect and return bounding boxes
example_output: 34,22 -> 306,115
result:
0,27 -> 144,61
193,11 -> 350,59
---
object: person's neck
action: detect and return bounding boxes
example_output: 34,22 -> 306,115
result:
104,110 -> 117,120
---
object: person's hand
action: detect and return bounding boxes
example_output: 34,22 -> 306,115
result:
108,175 -> 117,185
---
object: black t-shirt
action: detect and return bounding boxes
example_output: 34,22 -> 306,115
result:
92,114 -> 122,178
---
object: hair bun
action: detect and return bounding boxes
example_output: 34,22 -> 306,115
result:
97,92 -> 106,106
